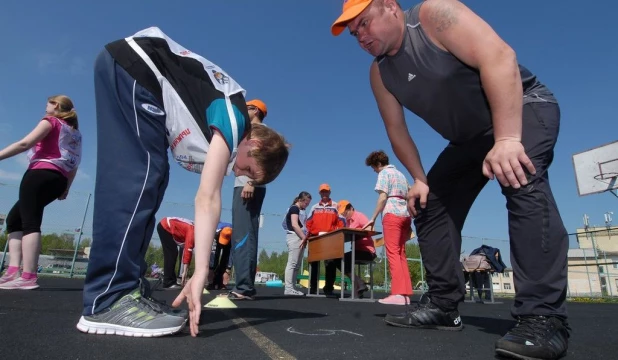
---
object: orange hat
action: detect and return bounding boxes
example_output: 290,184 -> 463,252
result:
246,99 -> 268,118
337,200 -> 350,215
331,0 -> 374,36
218,227 -> 232,246
319,183 -> 331,192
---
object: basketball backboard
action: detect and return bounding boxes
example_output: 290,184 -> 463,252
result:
572,140 -> 618,196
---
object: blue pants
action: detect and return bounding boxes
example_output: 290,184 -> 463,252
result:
231,186 -> 266,296
83,49 -> 170,315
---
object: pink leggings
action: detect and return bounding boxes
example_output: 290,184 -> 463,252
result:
383,213 -> 413,296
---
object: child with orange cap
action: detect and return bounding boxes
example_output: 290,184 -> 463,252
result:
226,99 -> 270,300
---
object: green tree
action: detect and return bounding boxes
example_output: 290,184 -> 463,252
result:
79,238 -> 92,250
0,232 -> 6,253
40,233 -> 75,254
406,242 -> 425,288
145,243 -> 165,272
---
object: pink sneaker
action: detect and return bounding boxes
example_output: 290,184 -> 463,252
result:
0,276 -> 39,290
378,294 -> 409,305
0,271 -> 20,285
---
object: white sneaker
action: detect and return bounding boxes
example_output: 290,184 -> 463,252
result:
284,288 -> 305,296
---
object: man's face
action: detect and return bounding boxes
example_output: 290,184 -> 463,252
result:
347,1 -> 394,57
319,190 -> 331,201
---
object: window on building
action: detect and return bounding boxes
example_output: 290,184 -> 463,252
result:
504,283 -> 511,290
504,272 -> 510,278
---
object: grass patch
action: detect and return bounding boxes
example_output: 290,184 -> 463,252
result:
567,297 -> 618,304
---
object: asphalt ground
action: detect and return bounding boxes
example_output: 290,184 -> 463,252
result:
1,277 -> 616,359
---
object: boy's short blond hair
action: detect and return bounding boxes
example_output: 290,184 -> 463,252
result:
248,124 -> 290,185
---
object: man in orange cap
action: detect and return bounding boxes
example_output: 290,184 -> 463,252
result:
330,1 -> 569,359
304,183 -> 345,295
226,99 -> 270,300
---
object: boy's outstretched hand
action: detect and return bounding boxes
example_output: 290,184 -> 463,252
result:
172,274 -> 207,337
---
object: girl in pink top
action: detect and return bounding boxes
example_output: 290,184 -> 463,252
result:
0,95 -> 82,290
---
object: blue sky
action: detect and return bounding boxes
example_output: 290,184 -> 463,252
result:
0,0 -> 617,265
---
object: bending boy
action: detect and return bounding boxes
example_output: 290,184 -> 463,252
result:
79,27 -> 289,338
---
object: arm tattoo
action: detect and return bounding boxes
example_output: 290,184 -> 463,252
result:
429,1 -> 458,33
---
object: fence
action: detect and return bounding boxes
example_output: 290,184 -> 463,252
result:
1,182 -> 617,299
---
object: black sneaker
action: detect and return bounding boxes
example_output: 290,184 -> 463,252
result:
384,297 -> 463,331
495,316 -> 569,360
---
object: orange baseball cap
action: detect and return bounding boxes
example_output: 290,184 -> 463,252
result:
337,200 -> 351,215
218,227 -> 232,246
246,99 -> 268,118
319,183 -> 331,192
331,0 -> 374,36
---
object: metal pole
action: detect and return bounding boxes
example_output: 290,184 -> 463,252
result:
589,230 -> 603,296
69,193 -> 91,278
582,214 -> 594,297
378,213 -> 388,290
420,255 -> 425,285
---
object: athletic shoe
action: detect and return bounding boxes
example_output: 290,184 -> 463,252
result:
378,294 -> 408,305
284,288 -> 305,296
162,284 -> 181,290
76,288 -> 186,337
384,295 -> 463,331
0,271 -> 20,285
221,291 -> 254,300
495,316 -> 569,360
140,278 -> 188,319
0,276 -> 39,290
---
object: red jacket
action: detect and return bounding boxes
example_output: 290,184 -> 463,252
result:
305,200 -> 345,236
160,217 -> 195,264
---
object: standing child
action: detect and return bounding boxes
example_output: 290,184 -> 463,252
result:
282,191 -> 312,296
227,99 -> 269,300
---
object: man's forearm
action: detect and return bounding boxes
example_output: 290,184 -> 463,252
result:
479,49 -> 523,141
390,133 -> 427,183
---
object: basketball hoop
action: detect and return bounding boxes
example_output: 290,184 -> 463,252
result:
594,172 -> 618,181
572,141 -> 618,197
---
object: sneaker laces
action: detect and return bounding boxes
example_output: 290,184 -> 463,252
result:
509,316 -> 555,341
406,293 -> 429,313
138,277 -> 169,313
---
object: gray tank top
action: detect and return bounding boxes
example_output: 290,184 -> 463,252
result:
377,4 -> 557,144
